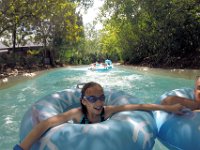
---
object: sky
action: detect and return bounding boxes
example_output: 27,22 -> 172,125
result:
81,0 -> 104,30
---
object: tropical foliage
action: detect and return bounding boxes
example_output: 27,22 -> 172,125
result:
99,0 -> 200,68
0,0 -> 93,66
0,0 -> 199,69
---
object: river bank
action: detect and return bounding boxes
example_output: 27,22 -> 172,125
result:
0,66 -> 68,90
0,70 -> 47,90
0,64 -> 71,90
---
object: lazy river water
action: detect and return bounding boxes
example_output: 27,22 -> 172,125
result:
0,65 -> 198,150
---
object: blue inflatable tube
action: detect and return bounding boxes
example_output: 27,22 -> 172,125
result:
19,89 -> 157,150
154,88 -> 200,150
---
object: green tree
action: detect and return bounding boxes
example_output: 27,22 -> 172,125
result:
100,0 -> 200,67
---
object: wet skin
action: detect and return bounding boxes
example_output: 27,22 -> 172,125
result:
194,78 -> 200,103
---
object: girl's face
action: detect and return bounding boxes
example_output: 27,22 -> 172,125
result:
195,78 -> 200,103
82,85 -> 105,115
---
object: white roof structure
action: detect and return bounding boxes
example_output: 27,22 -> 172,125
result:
15,41 -> 43,48
0,42 -> 9,53
0,41 -> 43,53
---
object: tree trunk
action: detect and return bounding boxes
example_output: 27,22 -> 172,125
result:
12,24 -> 16,53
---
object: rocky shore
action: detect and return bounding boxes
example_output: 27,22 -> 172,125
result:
0,67 -> 53,90
0,63 -> 70,89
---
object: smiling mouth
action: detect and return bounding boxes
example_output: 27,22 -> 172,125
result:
94,106 -> 103,110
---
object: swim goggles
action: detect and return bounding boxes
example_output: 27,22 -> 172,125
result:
84,94 -> 105,103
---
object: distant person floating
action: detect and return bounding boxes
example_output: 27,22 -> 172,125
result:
88,59 -> 113,71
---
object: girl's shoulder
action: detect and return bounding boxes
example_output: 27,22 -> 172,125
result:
61,107 -> 83,123
67,107 -> 82,113
70,107 -> 83,123
104,106 -> 116,119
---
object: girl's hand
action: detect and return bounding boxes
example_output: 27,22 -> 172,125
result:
193,109 -> 200,112
161,96 -> 178,105
168,104 -> 185,114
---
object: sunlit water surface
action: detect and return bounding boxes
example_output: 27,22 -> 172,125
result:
0,65 -> 195,150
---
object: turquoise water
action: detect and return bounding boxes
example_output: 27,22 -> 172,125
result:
0,66 -> 194,150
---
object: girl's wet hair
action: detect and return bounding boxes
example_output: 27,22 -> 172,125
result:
80,82 -> 103,114
196,76 -> 200,80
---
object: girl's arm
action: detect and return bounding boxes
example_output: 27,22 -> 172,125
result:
106,103 -> 184,116
193,109 -> 200,112
161,96 -> 199,110
19,108 -> 81,150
